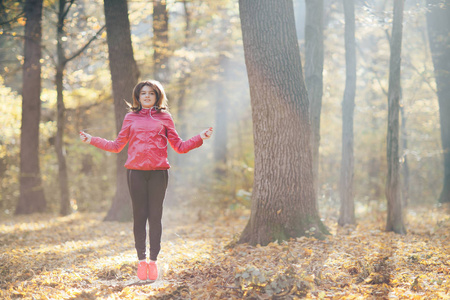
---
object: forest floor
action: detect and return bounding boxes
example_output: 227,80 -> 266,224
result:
0,203 -> 449,299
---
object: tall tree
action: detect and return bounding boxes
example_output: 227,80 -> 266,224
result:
214,54 -> 230,177
338,0 -> 356,226
214,11 -> 233,177
304,0 -> 324,201
55,0 -> 105,215
386,0 -> 406,234
238,0 -> 328,246
165,0 -> 188,199
164,0 -> 189,178
16,0 -> 47,214
153,0 -> 169,84
426,0 -> 450,204
103,0 -> 140,221
55,0 -> 70,216
175,0 -> 191,140
400,102 -> 410,206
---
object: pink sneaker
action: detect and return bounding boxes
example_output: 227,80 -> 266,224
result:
148,261 -> 158,281
137,261 -> 148,280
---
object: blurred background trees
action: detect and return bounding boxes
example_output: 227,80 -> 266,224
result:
0,0 -> 446,230
426,0 -> 450,204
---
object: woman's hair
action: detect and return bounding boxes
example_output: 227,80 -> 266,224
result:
126,80 -> 168,112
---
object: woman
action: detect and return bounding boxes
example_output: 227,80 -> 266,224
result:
80,80 -> 213,281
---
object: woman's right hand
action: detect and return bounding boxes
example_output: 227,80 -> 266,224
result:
200,127 -> 213,140
79,131 -> 92,144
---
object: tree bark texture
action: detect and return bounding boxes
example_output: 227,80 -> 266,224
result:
386,0 -> 406,234
238,0 -> 328,246
338,0 -> 356,226
104,0 -> 140,221
16,0 -> 47,214
426,0 -> 450,204
56,0 -> 70,216
304,0 -> 324,201
153,0 -> 169,84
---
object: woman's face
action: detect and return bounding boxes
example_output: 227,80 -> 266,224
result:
139,85 -> 157,108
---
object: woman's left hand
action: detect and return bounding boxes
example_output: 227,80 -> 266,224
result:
79,131 -> 92,144
200,127 -> 213,140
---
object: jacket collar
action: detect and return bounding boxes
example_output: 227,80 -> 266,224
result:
139,108 -> 152,116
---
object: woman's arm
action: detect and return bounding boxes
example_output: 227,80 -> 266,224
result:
80,115 -> 133,153
164,114 -> 212,154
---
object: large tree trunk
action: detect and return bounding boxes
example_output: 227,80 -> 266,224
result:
338,0 -> 356,226
426,0 -> 450,204
238,0 -> 328,246
385,0 -> 406,234
103,0 -> 140,221
56,0 -> 70,216
16,0 -> 47,214
153,0 -> 169,84
304,0 -> 324,202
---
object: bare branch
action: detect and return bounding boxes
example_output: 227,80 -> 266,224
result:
0,32 -> 26,39
61,0 -> 75,21
0,11 -> 25,26
65,24 -> 106,63
41,44 -> 57,66
45,0 -> 58,15
356,43 -> 388,96
384,28 -> 391,45
407,61 -> 437,94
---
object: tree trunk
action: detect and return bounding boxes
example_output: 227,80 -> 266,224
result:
176,81 -> 188,140
165,0 -> 189,201
56,0 -> 70,216
103,0 -> 140,221
386,0 -> 406,234
16,0 -> 47,214
55,66 -> 70,215
400,104 -> 409,206
304,0 -> 324,201
153,0 -> 169,84
53,0 -> 104,215
214,12 -> 232,178
238,0 -> 328,246
338,0 -> 356,226
174,0 -> 191,145
214,54 -> 229,177
426,0 -> 450,204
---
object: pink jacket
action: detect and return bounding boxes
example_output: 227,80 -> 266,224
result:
90,108 -> 203,170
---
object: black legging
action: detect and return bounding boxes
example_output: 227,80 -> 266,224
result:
127,169 -> 169,261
